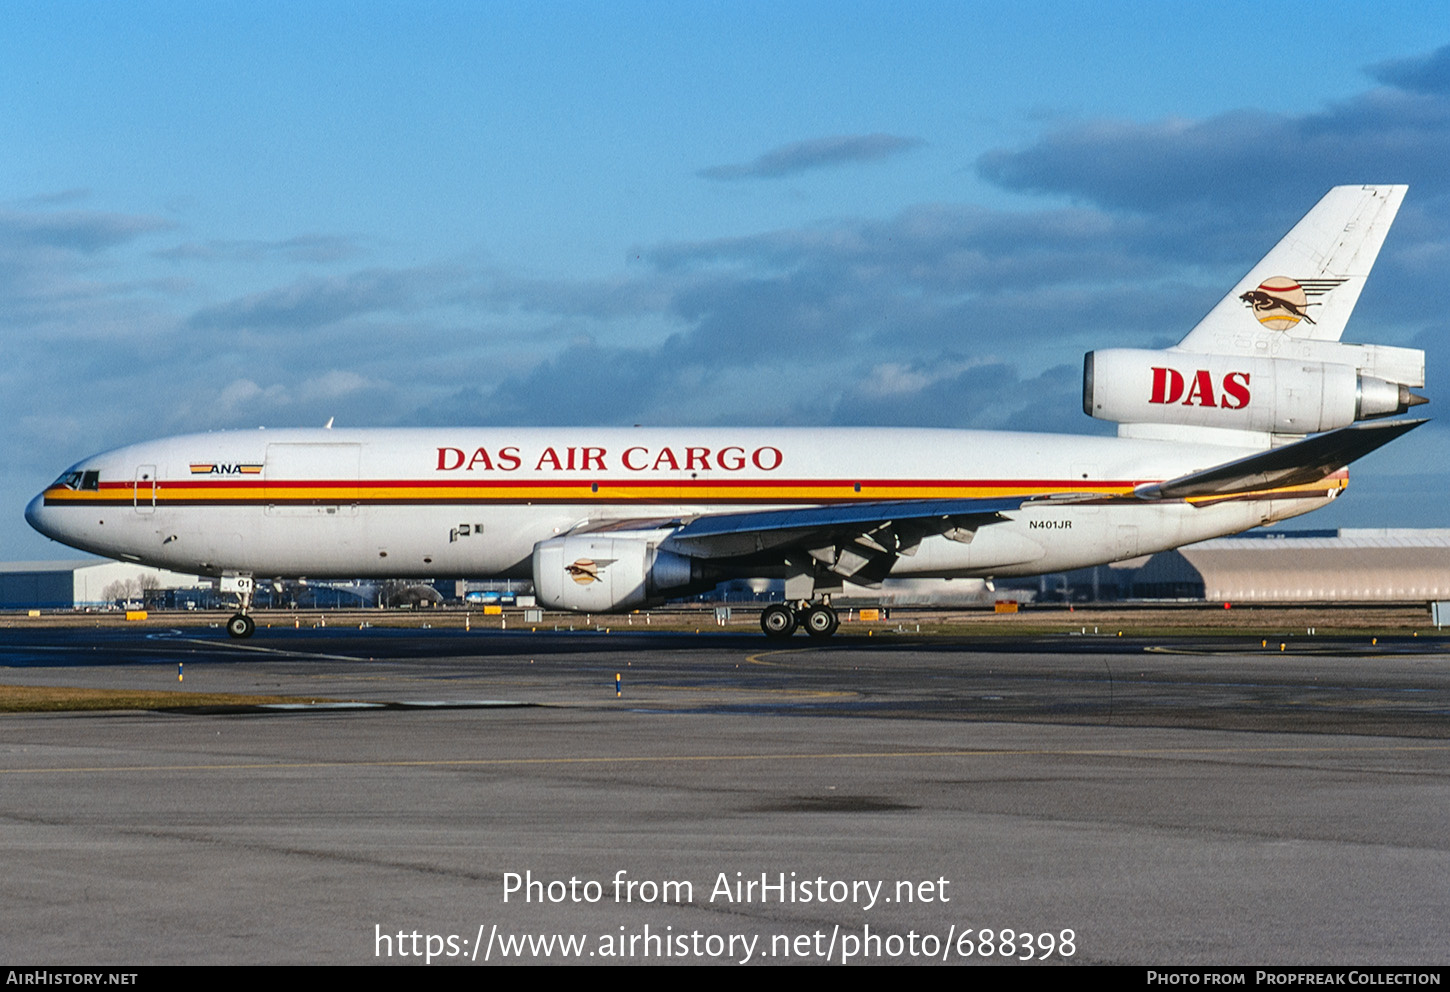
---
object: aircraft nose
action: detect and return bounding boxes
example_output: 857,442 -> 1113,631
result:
25,491 -> 56,541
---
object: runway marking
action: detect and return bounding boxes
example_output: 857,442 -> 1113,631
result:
159,636 -> 853,683
166,636 -> 371,664
229,672 -> 855,701
640,685 -> 854,698
744,646 -> 823,667
5,742 -> 1448,776
1144,645 -> 1443,657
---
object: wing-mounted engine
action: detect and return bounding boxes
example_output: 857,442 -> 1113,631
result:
532,532 -> 707,612
1083,345 -> 1425,436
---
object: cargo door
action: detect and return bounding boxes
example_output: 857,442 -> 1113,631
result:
263,444 -> 361,516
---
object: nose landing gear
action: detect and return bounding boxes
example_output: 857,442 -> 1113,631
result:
222,574 -> 256,639
226,613 -> 256,639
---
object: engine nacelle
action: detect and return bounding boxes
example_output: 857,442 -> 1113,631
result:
1084,348 -> 1422,434
533,534 -> 702,612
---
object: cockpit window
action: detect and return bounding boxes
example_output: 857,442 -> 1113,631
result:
53,470 -> 100,491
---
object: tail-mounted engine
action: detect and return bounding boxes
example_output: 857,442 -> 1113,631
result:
1084,346 -> 1425,435
533,533 -> 705,612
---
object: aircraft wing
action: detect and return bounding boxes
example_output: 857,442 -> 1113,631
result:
662,496 -> 1023,561
1132,418 -> 1425,501
659,420 -> 1423,562
594,418 -> 1422,589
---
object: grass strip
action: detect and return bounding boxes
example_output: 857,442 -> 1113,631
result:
0,684 -> 341,713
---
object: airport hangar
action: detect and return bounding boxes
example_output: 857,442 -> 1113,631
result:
0,559 -> 210,610
1094,528 -> 1450,603
2,528 -> 1448,610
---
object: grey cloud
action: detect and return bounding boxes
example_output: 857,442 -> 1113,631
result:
644,202 -> 1222,366
698,133 -> 923,181
962,48 -> 1450,388
401,335 -> 1097,439
185,261 -> 676,336
653,204 -> 1161,292
1371,44 -> 1450,95
900,281 -> 1211,355
975,49 -> 1450,213
390,178 -> 1439,433
456,271 -> 676,320
826,359 -> 1098,434
405,341 -> 673,427
395,203 -> 1188,433
157,193 -> 1287,438
0,207 -> 171,253
19,189 -> 92,207
0,205 -> 179,336
959,45 -> 1450,403
186,266 -> 461,332
156,234 -> 365,265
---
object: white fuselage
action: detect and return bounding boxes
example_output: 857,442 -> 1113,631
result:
26,426 -> 1338,588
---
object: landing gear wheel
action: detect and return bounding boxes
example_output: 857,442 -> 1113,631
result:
226,613 -> 256,639
760,604 -> 798,639
803,605 -> 839,639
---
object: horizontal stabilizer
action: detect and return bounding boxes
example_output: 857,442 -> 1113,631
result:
1133,419 -> 1425,501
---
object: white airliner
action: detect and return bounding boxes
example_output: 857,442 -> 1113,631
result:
26,186 -> 1427,639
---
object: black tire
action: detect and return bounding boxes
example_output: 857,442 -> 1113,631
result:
803,605 -> 839,638
226,614 -> 256,639
760,604 -> 797,639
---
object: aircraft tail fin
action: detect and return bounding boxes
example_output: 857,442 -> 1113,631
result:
1177,184 -> 1406,352
1084,185 -> 1424,441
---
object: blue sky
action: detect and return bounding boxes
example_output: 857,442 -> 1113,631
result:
5,1 -> 1449,560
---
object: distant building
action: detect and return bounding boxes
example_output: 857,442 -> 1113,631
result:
8,528 -> 1447,610
1118,529 -> 1450,603
0,560 -> 210,610
701,529 -> 1450,607
1009,529 -> 1450,604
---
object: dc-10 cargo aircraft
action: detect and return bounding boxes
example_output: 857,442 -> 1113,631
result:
26,186 -> 1428,639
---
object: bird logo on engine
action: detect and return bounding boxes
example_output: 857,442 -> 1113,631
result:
566,558 -> 615,585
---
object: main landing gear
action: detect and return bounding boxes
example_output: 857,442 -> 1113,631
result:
760,602 -> 840,640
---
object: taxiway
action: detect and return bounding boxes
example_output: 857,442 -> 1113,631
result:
2,625 -> 1446,964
